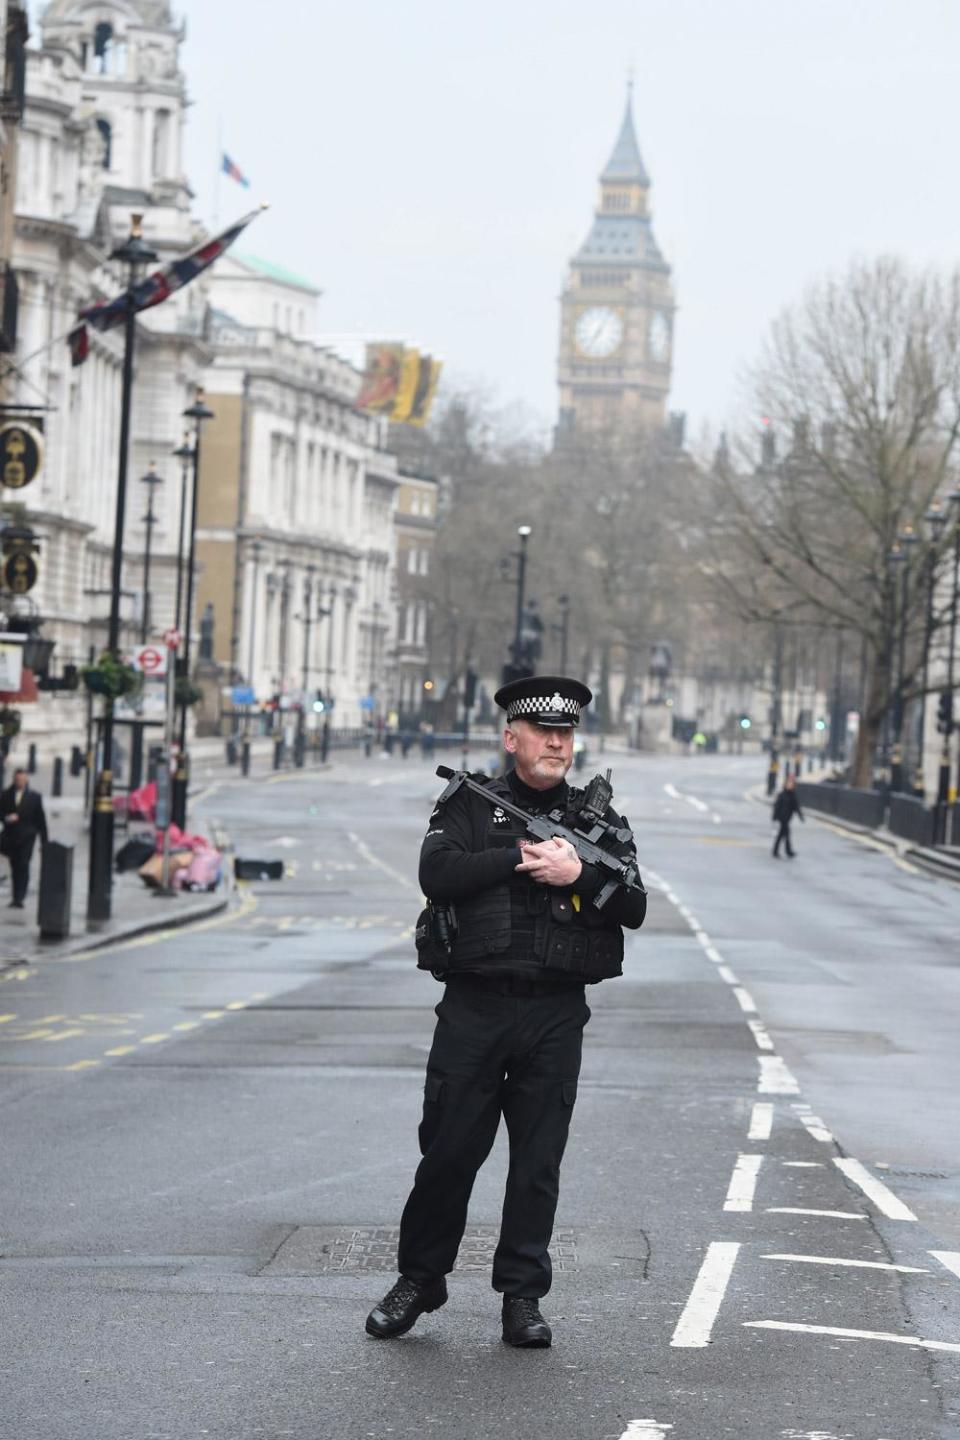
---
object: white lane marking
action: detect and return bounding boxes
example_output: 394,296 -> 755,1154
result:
758,1056 -> 799,1094
783,1161 -> 824,1168
347,831 -> 416,891
748,1102 -> 773,1141
761,1253 -> 928,1274
794,1110 -> 835,1143
687,796 -> 709,813
732,986 -> 757,1014
724,1154 -> 764,1212
619,1423 -> 674,1440
716,964 -> 738,984
931,1251 -> 960,1280
744,1320 -> 960,1353
664,784 -> 681,800
833,1158 -> 917,1222
703,944 -> 723,963
747,1019 -> 775,1051
694,931 -> 712,951
767,1208 -> 867,1220
670,1241 -> 741,1348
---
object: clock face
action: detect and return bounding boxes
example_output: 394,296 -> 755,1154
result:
575,307 -> 624,359
649,310 -> 671,363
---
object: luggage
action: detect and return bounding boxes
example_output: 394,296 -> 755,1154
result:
116,837 -> 155,873
234,857 -> 285,881
180,848 -> 222,892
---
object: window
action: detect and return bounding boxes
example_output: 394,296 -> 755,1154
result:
94,22 -> 113,73
153,109 -> 171,178
96,118 -> 112,170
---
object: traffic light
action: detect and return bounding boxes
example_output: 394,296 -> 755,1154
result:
814,717 -> 826,732
937,691 -> 954,734
312,690 -> 326,714
739,715 -> 751,730
463,668 -> 478,710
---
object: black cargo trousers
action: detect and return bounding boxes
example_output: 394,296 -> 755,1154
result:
397,972 -> 589,1298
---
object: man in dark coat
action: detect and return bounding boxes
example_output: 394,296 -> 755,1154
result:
0,767 -> 48,908
772,774 -> 803,858
365,676 -> 646,1349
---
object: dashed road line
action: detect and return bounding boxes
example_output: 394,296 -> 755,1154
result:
347,831 -> 416,891
758,1056 -> 800,1094
724,1154 -> 764,1212
743,1320 -> 960,1353
748,1102 -> 773,1141
732,986 -> 757,1013
792,1107 -> 834,1143
932,1251 -> 960,1280
747,1019 -> 775,1051
761,1253 -> 929,1274
670,1241 -> 741,1348
833,1157 -> 917,1221
618,1423 -> 674,1439
767,1208 -> 867,1221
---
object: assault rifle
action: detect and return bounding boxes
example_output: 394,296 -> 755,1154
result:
434,765 -> 645,912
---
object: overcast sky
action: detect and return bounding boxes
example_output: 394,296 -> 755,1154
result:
170,0 -> 960,441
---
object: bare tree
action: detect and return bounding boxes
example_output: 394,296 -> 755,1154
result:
711,256 -> 960,786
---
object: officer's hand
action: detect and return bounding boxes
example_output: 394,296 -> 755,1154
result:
515,836 -> 582,886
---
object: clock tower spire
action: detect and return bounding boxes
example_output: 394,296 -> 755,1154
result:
556,88 -> 675,437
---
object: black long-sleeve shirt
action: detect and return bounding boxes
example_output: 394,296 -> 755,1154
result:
419,770 -> 646,930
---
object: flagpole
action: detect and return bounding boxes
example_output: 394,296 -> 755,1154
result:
213,116 -> 223,229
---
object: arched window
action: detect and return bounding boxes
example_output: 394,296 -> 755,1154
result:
94,22 -> 113,73
96,118 -> 112,170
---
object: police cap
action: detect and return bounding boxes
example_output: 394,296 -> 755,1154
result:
494,674 -> 593,728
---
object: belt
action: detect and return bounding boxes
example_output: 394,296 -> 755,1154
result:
447,973 -> 583,998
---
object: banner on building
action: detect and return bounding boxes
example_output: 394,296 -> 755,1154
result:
356,344 -> 442,426
0,634 -> 25,693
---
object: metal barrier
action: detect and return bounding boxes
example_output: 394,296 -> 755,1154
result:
795,782 -> 886,829
889,794 -> 936,847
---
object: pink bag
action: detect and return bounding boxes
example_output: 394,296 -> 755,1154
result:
178,847 -> 222,892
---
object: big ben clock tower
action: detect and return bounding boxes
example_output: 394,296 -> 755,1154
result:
557,89 -> 675,436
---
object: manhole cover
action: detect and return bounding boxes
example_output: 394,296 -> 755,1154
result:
261,1225 -> 578,1275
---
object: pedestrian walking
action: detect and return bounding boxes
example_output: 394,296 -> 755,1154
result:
366,676 -> 646,1348
772,774 -> 804,858
0,767 -> 48,908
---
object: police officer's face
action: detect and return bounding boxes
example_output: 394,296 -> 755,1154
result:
504,720 -> 574,788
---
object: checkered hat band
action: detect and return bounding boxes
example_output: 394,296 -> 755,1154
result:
507,695 -> 580,721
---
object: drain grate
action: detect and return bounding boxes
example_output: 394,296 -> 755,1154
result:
262,1225 -> 578,1276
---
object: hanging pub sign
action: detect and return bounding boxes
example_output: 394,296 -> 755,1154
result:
3,550 -> 38,593
0,420 -> 44,490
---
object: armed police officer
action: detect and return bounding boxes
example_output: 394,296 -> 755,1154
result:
366,676 -> 646,1348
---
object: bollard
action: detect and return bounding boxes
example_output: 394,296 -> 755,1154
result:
52,756 -> 64,797
28,742 -> 37,774
70,745 -> 84,777
38,841 -> 73,939
241,739 -> 251,777
225,739 -> 237,766
273,738 -> 284,770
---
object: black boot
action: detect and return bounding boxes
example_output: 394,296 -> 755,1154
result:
502,1297 -> 552,1348
365,1275 -> 447,1338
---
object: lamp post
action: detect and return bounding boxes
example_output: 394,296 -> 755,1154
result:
888,523 -> 919,792
139,463 -> 162,643
937,484 -> 960,824
320,582 -> 337,764
512,525 -> 532,670
171,387 -> 214,830
87,213 -> 158,926
246,538 -> 264,688
766,618 -> 784,796
295,566 -> 317,767
556,593 -> 570,673
917,500 -> 948,795
172,434 -> 193,639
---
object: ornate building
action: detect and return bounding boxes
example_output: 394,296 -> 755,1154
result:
557,90 -> 675,436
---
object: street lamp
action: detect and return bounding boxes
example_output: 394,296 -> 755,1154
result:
171,434 -> 193,639
887,524 -> 919,791
936,483 -> 960,826
88,212 -> 159,926
139,463 -> 162,643
320,581 -> 337,763
916,500 -> 948,795
294,565 -> 317,768
171,387 -> 214,830
556,593 -> 570,674
766,618 -> 784,796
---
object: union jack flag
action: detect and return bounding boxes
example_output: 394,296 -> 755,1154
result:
69,208 -> 262,364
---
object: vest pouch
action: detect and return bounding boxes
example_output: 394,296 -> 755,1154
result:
415,906 -> 451,974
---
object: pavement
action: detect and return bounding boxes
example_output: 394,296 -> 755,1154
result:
1,749 -> 959,1440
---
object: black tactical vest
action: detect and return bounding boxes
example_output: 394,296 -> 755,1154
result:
417,775 -> 624,984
